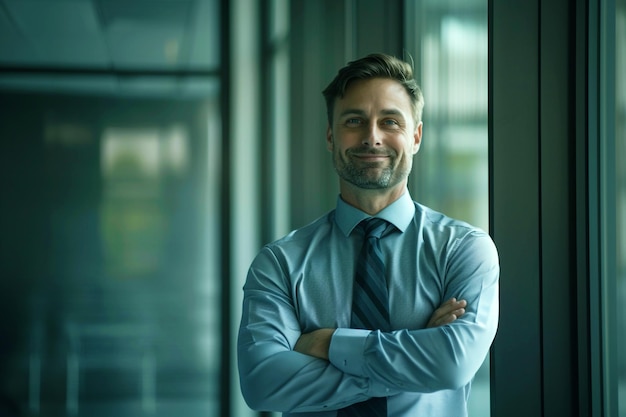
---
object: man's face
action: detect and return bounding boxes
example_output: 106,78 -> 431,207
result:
327,77 -> 422,191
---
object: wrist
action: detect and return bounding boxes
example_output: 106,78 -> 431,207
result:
312,328 -> 334,360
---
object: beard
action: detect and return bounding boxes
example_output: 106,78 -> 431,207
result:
332,146 -> 412,190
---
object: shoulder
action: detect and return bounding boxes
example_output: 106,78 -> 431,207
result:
258,210 -> 337,261
414,202 -> 479,233
271,210 -> 335,245
413,202 -> 497,257
412,203 -> 499,279
248,210 -> 337,279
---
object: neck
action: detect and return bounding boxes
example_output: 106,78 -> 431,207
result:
339,180 -> 407,215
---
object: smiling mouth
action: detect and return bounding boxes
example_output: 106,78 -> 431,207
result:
353,154 -> 389,162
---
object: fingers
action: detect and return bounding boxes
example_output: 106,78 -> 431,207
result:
438,298 -> 467,319
426,298 -> 467,328
447,297 -> 467,318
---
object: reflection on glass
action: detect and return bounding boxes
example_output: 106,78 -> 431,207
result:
3,97 -> 222,416
413,6 -> 489,231
100,127 -> 189,279
409,1 -> 490,416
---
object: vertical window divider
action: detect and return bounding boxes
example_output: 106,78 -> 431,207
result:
599,0 -> 618,415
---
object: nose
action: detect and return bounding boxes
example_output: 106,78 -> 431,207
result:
362,122 -> 383,146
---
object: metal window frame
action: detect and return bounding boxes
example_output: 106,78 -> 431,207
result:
490,0 -> 616,416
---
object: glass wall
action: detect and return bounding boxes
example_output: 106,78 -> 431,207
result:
0,1 -> 223,415
406,0 -> 489,231
0,91 -> 222,417
405,1 -> 490,416
603,0 -> 625,415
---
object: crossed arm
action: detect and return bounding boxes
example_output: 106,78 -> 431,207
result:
239,296 -> 476,412
294,297 -> 467,360
238,235 -> 499,412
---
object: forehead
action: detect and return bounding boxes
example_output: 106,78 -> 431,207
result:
335,77 -> 413,117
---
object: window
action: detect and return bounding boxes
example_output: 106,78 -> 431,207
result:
0,0 -> 223,412
405,1 -> 490,415
608,1 -> 626,415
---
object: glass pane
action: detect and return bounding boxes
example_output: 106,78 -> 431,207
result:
616,1 -> 626,415
406,1 -> 490,416
0,1 -> 223,414
0,92 -> 222,416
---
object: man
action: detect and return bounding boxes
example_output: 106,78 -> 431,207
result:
237,53 -> 499,416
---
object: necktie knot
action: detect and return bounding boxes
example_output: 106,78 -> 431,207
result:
360,218 -> 388,240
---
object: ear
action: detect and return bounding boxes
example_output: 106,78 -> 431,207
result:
326,125 -> 334,152
412,122 -> 423,154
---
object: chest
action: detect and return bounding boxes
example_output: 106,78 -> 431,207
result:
289,237 -> 447,332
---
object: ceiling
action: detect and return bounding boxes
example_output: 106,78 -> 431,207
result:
0,0 -> 220,95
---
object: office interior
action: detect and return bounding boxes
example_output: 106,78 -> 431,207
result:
0,0 -> 624,416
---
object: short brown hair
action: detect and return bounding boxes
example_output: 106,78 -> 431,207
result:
322,53 -> 424,125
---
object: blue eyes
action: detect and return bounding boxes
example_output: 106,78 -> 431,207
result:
344,118 -> 400,127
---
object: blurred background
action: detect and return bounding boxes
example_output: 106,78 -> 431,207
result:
0,0 -> 623,417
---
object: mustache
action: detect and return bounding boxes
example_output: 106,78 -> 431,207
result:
346,146 -> 395,157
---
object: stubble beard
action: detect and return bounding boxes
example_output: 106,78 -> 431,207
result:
333,148 -> 412,190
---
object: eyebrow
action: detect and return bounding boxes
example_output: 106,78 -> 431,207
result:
338,109 -> 367,118
338,108 -> 406,118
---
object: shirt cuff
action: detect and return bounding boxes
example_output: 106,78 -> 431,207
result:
329,328 -> 370,376
329,329 -> 398,398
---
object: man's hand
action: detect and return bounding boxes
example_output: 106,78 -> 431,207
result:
294,328 -> 335,360
427,297 -> 467,328
294,299 -> 467,359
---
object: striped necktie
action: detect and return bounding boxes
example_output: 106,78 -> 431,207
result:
338,218 -> 390,417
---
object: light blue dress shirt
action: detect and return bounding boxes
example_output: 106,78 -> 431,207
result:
238,190 -> 499,416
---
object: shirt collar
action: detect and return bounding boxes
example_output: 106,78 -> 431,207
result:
335,189 -> 415,237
